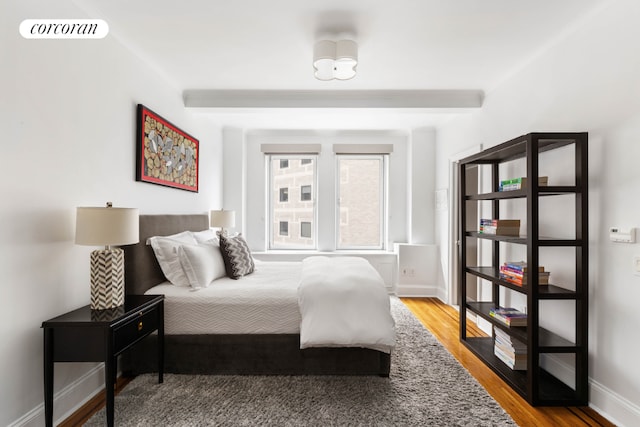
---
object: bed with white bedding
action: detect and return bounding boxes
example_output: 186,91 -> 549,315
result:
146,261 -> 302,335
121,214 -> 394,376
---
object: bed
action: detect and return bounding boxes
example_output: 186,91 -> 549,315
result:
120,214 -> 393,376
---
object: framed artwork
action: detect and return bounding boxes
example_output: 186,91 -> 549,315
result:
136,104 -> 199,192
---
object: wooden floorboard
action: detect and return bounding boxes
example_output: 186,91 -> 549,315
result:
59,376 -> 132,427
401,297 -> 616,427
63,298 -> 615,427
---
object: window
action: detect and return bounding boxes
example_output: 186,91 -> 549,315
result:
301,185 -> 312,201
301,222 -> 312,238
336,155 -> 387,249
279,187 -> 288,202
267,150 -> 388,251
279,221 -> 288,236
269,156 -> 317,249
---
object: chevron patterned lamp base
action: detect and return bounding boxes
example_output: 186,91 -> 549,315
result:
90,248 -> 125,310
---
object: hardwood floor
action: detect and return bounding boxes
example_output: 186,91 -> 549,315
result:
401,297 -> 615,427
59,377 -> 132,427
62,297 -> 615,426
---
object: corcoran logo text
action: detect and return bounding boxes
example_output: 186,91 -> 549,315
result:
20,19 -> 109,39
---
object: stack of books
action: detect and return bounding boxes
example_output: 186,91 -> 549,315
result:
499,261 -> 550,286
479,219 -> 521,236
494,328 -> 527,370
489,306 -> 527,327
499,176 -> 548,191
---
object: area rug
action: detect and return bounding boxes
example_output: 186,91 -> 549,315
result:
86,298 -> 516,426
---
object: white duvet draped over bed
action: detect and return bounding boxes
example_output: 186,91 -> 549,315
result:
298,256 -> 396,353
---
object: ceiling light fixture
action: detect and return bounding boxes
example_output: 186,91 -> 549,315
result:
313,39 -> 358,81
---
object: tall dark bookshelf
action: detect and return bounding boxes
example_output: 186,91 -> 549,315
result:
458,132 -> 588,406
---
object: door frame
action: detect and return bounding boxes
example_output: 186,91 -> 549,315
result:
447,144 -> 482,306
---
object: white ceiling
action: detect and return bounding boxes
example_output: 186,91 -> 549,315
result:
78,0 -> 607,129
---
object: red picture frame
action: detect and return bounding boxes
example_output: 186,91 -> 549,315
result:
136,104 -> 199,192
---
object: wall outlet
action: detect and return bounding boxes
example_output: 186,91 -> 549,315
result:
400,267 -> 415,277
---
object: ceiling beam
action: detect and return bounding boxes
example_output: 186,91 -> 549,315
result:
183,89 -> 484,109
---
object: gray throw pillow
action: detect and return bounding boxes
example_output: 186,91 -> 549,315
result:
219,234 -> 255,279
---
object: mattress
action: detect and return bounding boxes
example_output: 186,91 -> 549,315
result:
145,261 -> 302,335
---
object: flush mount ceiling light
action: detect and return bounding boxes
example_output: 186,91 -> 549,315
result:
313,39 -> 358,81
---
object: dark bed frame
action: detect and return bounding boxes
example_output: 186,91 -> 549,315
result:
120,214 -> 391,376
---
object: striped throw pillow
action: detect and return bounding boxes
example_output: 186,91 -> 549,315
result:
219,234 -> 255,279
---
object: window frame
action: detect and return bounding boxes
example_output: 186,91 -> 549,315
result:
300,185 -> 312,201
300,221 -> 312,239
279,187 -> 288,202
268,155 -> 318,250
279,221 -> 288,236
335,154 -> 388,250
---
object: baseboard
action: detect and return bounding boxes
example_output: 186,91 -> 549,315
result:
589,379 -> 640,427
395,283 -> 439,297
435,287 -> 448,303
9,364 -> 104,427
541,354 -> 639,427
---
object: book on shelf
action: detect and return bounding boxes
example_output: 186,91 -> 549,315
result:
494,328 -> 527,370
494,341 -> 527,360
489,307 -> 527,327
501,261 -> 545,273
479,219 -> 521,236
480,219 -> 521,226
494,345 -> 527,370
499,269 -> 550,285
499,262 -> 550,285
499,275 -> 549,286
499,176 -> 548,192
494,328 -> 527,350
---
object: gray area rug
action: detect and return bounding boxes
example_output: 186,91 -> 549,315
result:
86,298 -> 516,426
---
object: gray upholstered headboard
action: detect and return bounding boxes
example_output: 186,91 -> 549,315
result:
123,214 -> 209,295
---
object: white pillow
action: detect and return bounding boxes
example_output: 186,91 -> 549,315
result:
146,230 -> 194,245
178,243 -> 226,289
148,231 -> 197,287
192,228 -> 218,244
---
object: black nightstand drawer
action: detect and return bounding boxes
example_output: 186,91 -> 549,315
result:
113,305 -> 159,355
43,294 -> 164,427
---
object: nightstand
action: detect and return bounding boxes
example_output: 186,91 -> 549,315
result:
42,294 -> 164,427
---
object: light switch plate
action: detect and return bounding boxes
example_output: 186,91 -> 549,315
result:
634,256 -> 640,276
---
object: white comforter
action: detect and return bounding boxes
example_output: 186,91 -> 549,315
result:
145,261 -> 302,334
297,256 -> 396,353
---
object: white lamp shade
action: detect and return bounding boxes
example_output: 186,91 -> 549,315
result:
210,210 -> 236,228
75,207 -> 139,246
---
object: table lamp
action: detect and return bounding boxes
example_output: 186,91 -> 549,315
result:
210,209 -> 236,237
75,202 -> 139,310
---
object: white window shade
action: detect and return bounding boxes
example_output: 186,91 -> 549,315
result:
261,144 -> 321,154
332,144 -> 394,154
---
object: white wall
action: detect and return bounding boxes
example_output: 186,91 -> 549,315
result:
409,128 -> 436,244
1,1 -> 222,425
434,1 -> 640,425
